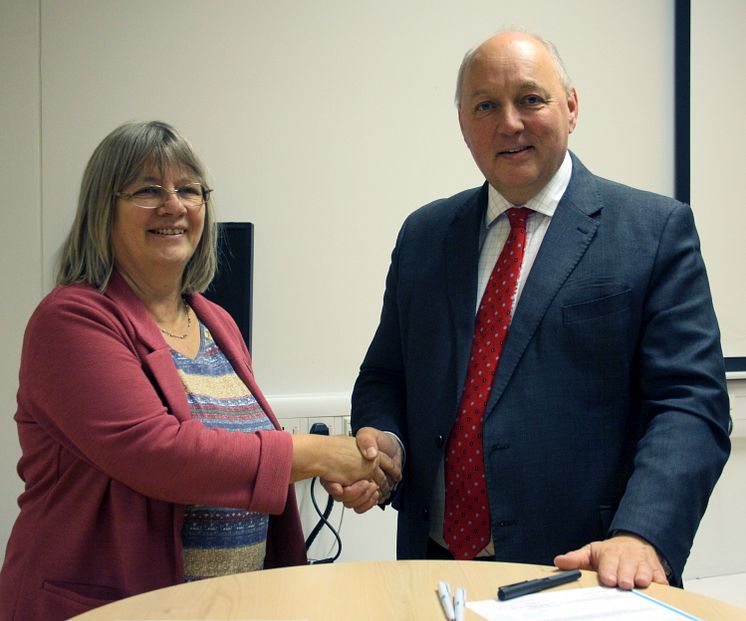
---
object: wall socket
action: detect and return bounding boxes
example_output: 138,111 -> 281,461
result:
277,415 -> 349,436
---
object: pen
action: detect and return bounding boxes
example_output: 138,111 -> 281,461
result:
454,587 -> 466,621
497,569 -> 582,601
437,580 -> 455,621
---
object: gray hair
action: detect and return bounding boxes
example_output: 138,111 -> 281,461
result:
454,31 -> 573,107
56,120 -> 217,294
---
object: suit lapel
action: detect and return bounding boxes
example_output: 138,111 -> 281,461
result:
485,155 -> 602,413
444,184 -> 489,393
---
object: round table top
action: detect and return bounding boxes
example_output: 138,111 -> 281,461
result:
70,559 -> 746,620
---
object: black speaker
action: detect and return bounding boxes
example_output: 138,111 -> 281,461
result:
203,222 -> 253,352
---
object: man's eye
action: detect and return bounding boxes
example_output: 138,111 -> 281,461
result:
522,95 -> 544,106
475,101 -> 495,113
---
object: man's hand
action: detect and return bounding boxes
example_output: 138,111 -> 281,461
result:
554,533 -> 669,589
321,427 -> 403,513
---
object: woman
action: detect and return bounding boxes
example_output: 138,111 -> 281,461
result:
0,121 -> 393,620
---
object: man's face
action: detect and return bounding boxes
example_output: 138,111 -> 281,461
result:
458,33 -> 578,205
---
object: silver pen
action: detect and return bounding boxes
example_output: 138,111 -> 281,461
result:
437,580 -> 455,621
454,587 -> 466,621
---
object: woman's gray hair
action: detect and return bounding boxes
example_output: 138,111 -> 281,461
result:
454,31 -> 573,107
56,120 -> 217,294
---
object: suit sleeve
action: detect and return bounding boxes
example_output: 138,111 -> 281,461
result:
352,220 -> 410,448
609,203 -> 730,584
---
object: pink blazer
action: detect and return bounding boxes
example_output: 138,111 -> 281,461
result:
0,272 -> 306,620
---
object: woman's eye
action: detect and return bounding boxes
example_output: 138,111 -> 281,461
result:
178,185 -> 201,197
133,186 -> 161,197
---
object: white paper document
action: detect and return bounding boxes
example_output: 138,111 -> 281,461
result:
467,586 -> 701,620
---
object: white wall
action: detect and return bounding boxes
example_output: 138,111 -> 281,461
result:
685,381 -> 746,580
691,0 -> 746,359
684,0 -> 746,580
0,0 -> 41,552
34,0 -> 676,398
1,0 -> 743,580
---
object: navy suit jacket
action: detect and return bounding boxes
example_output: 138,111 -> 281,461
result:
352,153 -> 730,585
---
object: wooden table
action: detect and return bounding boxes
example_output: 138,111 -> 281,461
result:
69,560 -> 746,620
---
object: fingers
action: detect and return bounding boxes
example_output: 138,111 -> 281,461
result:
376,469 -> 392,499
376,434 -> 403,483
348,481 -> 382,514
321,479 -> 381,513
614,553 -> 653,590
375,451 -> 402,486
367,463 -> 389,493
553,544 -> 592,571
354,427 -> 402,498
556,536 -> 669,590
320,479 -> 344,501
355,427 -> 382,460
652,566 -> 670,586
595,544 -> 628,588
604,535 -> 668,589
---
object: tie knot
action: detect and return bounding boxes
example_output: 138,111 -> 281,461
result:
505,207 -> 532,229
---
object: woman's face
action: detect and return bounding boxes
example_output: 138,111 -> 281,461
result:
111,162 -> 206,288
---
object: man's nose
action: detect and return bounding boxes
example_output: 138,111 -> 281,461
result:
496,104 -> 524,134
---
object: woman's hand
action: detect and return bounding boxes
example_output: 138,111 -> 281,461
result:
290,433 -> 384,486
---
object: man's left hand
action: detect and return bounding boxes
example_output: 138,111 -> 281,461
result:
554,533 -> 669,589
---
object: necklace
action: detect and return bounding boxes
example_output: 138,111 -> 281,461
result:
159,300 -> 191,340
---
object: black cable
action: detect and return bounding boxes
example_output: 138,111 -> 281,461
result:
304,477 -> 333,549
305,476 -> 342,564
304,421 -> 343,563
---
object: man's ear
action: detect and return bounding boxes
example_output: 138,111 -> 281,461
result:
457,108 -> 470,147
567,87 -> 579,134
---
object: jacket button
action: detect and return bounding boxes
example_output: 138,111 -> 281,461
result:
436,434 -> 445,447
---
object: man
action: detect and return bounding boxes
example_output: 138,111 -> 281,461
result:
329,31 -> 730,589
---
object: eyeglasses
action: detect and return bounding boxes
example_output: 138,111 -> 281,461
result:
115,183 -> 212,209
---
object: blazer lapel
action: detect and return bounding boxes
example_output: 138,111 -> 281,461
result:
105,272 -> 280,428
105,272 -> 194,422
486,156 -> 602,412
444,184 -> 489,393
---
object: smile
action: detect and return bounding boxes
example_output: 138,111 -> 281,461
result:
151,228 -> 185,236
498,146 -> 533,156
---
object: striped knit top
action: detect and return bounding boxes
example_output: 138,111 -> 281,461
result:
170,322 -> 275,581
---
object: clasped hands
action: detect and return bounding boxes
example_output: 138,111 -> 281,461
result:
321,427 -> 403,514
323,428 -> 668,590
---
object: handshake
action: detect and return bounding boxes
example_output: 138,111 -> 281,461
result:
291,427 -> 402,514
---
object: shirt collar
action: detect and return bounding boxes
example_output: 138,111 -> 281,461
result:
485,151 -> 573,227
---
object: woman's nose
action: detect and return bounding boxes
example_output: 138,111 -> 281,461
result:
159,190 -> 187,214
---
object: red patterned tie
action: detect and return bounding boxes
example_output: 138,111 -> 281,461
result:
444,207 -> 531,560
